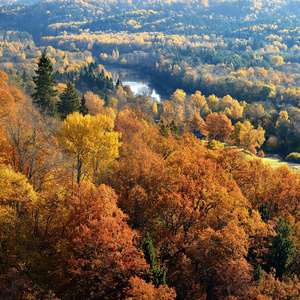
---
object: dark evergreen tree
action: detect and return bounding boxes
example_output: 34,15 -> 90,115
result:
267,216 -> 295,278
157,103 -> 164,117
206,136 -> 216,150
116,78 -> 122,87
104,94 -> 109,107
254,265 -> 265,282
32,52 -> 57,116
169,119 -> 179,135
141,233 -> 166,287
80,94 -> 89,116
58,81 -> 80,119
55,62 -> 114,93
22,70 -> 27,82
258,203 -> 270,222
159,124 -> 169,138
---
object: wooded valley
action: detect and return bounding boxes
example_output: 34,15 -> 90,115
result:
2,0 -> 300,299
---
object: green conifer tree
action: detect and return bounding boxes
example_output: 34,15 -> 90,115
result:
80,94 -> 89,116
32,52 -> 57,116
170,119 -> 179,134
254,265 -> 265,282
267,216 -> 295,278
258,203 -> 270,222
58,81 -> 80,119
207,136 -> 215,150
142,233 -> 166,287
116,78 -> 122,87
104,94 -> 109,107
159,124 -> 169,138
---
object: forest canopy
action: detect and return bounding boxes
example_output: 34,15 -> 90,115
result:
2,0 -> 300,299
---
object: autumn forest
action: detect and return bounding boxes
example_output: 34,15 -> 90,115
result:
2,0 -> 300,299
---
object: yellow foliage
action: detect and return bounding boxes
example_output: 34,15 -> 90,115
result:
271,55 -> 284,66
85,56 -> 93,64
0,165 -> 36,206
190,90 -> 206,114
56,112 -> 121,182
85,91 -> 105,116
207,94 -> 219,112
231,121 -> 265,150
170,89 -> 186,106
153,102 -> 158,115
55,82 -> 68,95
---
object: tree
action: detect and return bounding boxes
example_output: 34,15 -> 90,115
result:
169,119 -> 179,135
56,112 -> 121,183
220,95 -> 243,120
275,110 -> 290,146
267,216 -> 295,278
251,271 -> 300,299
32,52 -> 57,116
207,94 -> 219,112
205,112 -> 233,142
67,184 -> 151,299
58,81 -> 80,119
159,123 -> 170,138
84,91 -> 105,116
190,91 -> 206,114
184,113 -> 207,134
79,94 -> 89,116
0,165 -> 37,274
231,121 -> 265,151
104,94 -> 109,107
1,101 -> 61,191
169,89 -> 186,125
142,233 -> 166,288
125,276 -> 176,300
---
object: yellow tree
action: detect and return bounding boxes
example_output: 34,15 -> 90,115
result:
84,91 -> 105,116
190,90 -> 206,114
231,121 -> 265,151
0,165 -> 37,272
220,95 -> 243,120
56,112 -> 121,183
170,89 -> 186,125
207,94 -> 219,112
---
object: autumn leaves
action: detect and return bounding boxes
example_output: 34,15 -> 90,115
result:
56,112 -> 121,183
1,64 -> 300,299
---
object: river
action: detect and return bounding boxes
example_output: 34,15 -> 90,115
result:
101,64 -> 171,102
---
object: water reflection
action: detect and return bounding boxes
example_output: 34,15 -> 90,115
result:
103,64 -> 169,102
123,81 -> 161,101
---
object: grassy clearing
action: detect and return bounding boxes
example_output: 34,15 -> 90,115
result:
221,142 -> 300,171
261,157 -> 287,167
243,152 -> 300,171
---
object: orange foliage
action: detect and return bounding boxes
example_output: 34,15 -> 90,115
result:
1,70 -> 300,299
125,276 -> 176,299
66,183 -> 153,299
205,112 -> 233,142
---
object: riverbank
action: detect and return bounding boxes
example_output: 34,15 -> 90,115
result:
99,62 -> 173,102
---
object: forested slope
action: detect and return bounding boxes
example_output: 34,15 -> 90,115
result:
1,0 -> 300,299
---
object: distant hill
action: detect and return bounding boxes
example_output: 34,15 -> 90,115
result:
0,0 -> 296,42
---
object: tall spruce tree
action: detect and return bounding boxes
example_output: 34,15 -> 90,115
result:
32,52 -> 57,116
104,94 -> 109,107
267,216 -> 295,278
170,119 -> 179,134
58,81 -> 80,119
80,94 -> 89,116
159,123 -> 169,138
142,233 -> 166,287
